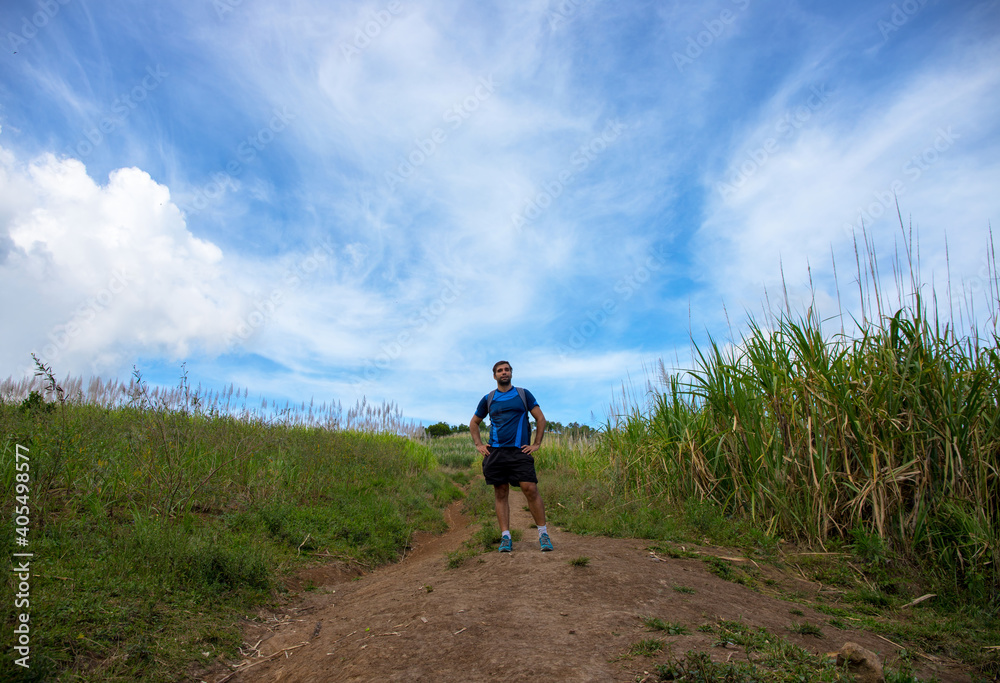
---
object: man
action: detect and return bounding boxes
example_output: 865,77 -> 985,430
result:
470,360 -> 553,552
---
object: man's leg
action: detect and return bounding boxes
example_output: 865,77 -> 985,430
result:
519,481 -> 546,527
494,484 -> 510,534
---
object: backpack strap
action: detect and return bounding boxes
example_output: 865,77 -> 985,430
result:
486,387 -> 530,414
516,386 -> 529,412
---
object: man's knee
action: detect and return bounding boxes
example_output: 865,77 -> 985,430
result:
494,484 -> 510,499
520,481 -> 539,498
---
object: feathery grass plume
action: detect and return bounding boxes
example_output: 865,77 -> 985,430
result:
1,366 -> 424,437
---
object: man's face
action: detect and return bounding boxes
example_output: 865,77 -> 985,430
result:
494,364 -> 512,383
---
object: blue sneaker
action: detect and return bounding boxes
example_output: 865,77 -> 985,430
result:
498,536 -> 512,553
539,532 -> 554,552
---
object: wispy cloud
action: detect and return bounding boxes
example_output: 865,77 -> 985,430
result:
1,0 -> 997,425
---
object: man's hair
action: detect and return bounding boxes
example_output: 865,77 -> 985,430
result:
492,360 -> 511,374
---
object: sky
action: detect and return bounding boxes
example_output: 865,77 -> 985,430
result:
1,0 -> 998,428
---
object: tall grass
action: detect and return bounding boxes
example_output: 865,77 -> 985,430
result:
0,363 -> 424,437
603,230 -> 1000,604
534,431 -> 606,478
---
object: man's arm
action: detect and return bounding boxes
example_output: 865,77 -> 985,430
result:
522,405 -> 546,454
470,414 -> 489,456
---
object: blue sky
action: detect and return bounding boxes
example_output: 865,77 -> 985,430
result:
1,0 -> 998,427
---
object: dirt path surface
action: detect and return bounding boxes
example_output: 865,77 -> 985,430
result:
211,501 -> 972,682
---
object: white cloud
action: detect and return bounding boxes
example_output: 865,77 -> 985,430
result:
697,46 -> 1000,328
0,148 -> 245,376
4,1 -> 998,427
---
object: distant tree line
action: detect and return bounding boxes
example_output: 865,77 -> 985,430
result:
423,420 -> 596,438
424,422 -> 471,437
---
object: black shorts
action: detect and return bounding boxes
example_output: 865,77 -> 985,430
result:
482,446 -> 538,487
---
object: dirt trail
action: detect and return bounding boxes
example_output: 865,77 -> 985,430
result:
208,501 -> 971,682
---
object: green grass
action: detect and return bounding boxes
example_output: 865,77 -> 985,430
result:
426,432 -> 480,469
655,648 -> 847,682
788,622 -> 823,637
627,638 -> 664,657
0,391 -> 457,681
642,617 -> 690,635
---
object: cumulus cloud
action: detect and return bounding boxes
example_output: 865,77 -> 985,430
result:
0,147 -> 245,376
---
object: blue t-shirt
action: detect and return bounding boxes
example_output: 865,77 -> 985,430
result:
474,387 -> 539,447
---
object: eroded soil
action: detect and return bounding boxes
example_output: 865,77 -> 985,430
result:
202,500 -> 973,682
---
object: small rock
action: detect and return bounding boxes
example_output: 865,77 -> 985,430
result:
834,642 -> 884,683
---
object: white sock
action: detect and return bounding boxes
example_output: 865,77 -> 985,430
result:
501,530 -> 511,539
537,525 -> 548,537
